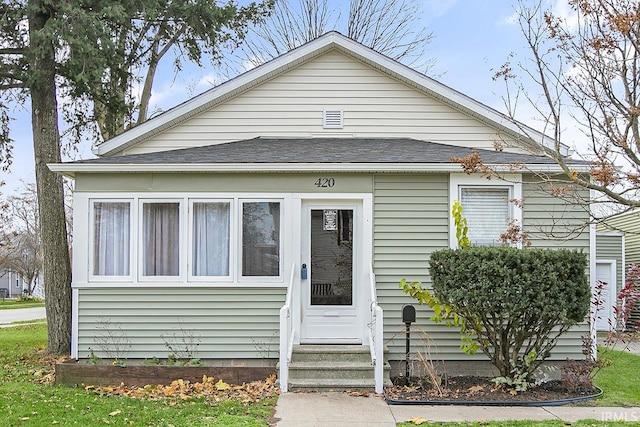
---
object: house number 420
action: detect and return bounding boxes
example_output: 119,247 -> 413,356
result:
315,177 -> 335,188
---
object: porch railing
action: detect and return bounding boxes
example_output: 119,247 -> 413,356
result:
279,263 -> 296,393
368,264 -> 384,393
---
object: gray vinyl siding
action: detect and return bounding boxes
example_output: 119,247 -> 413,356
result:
76,287 -> 285,359
522,175 -> 591,251
596,234 -> 624,294
75,172 -> 590,362
599,211 -> 640,267
374,173 -> 590,362
521,175 -> 590,358
373,174 -> 459,360
75,172 -> 373,194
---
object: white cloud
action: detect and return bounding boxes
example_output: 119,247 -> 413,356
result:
551,0 -> 579,31
499,1 -> 579,29
423,0 -> 458,18
501,9 -> 519,26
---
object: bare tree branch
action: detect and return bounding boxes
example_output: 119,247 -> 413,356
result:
492,0 -> 640,217
237,0 -> 435,73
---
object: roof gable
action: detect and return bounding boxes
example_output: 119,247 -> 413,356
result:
94,32 -> 564,157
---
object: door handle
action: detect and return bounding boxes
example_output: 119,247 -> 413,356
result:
301,263 -> 308,280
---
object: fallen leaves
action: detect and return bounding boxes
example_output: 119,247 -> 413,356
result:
467,384 -> 484,394
86,374 -> 279,406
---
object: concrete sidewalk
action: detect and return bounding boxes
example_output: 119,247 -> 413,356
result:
273,392 -> 640,426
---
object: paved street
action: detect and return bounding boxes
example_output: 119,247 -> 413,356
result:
0,307 -> 46,326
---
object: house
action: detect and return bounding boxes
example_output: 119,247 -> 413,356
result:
597,209 -> 640,331
50,32 -> 592,392
0,270 -> 22,299
0,270 -> 42,299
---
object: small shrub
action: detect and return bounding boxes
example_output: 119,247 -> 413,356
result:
87,348 -> 101,365
143,356 -> 161,366
429,246 -> 590,384
561,358 -> 597,393
16,295 -> 43,302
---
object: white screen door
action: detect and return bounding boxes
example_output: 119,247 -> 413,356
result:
300,201 -> 362,343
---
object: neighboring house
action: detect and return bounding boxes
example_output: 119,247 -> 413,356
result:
0,270 -> 43,299
50,32 -> 592,392
597,209 -> 640,331
0,270 -> 22,299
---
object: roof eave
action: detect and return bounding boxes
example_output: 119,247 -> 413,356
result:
48,162 -> 587,179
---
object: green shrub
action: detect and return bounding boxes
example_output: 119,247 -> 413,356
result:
429,246 -> 590,384
16,295 -> 43,302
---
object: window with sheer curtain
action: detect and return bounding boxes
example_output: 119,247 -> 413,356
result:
460,187 -> 511,246
93,202 -> 131,276
142,202 -> 180,276
242,201 -> 281,277
192,202 -> 230,276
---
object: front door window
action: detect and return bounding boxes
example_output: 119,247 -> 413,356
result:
310,209 -> 353,306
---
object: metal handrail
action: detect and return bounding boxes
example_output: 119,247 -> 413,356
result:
279,263 -> 296,393
368,264 -> 384,393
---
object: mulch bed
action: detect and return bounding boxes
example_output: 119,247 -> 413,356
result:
384,376 -> 601,405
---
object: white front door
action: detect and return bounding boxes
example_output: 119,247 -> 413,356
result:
595,261 -> 617,331
300,200 -> 363,343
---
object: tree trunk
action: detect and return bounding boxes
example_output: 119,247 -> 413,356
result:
28,0 -> 72,355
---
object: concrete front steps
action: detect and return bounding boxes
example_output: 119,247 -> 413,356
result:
286,344 -> 392,391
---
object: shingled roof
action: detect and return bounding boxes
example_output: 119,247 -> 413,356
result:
74,137 -> 566,165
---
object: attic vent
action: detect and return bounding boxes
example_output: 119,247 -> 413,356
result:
323,109 -> 343,129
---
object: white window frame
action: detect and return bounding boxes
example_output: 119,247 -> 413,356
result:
138,198 -> 185,283
238,198 -> 284,284
81,192 -> 289,287
449,173 -> 523,249
88,198 -> 134,283
187,198 -> 234,282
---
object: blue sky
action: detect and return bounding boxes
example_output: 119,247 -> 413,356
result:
0,0 -> 568,194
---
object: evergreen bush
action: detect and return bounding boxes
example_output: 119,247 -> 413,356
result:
429,246 -> 590,384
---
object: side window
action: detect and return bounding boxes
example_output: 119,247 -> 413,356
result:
142,202 -> 180,276
241,201 -> 281,277
92,201 -> 131,276
191,202 -> 231,277
459,186 -> 511,246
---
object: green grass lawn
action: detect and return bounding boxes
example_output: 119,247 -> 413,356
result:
0,324 -> 277,427
0,299 -> 46,310
593,347 -> 640,406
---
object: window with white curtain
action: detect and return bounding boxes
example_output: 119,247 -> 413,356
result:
460,186 -> 511,246
242,201 -> 281,277
89,196 -> 285,284
192,202 -> 230,277
142,202 -> 180,276
93,202 -> 131,276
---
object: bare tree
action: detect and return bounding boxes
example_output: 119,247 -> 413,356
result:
493,0 -> 640,219
0,183 -> 41,296
238,0 -> 434,72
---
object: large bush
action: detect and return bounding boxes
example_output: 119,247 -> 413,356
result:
429,246 -> 590,384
